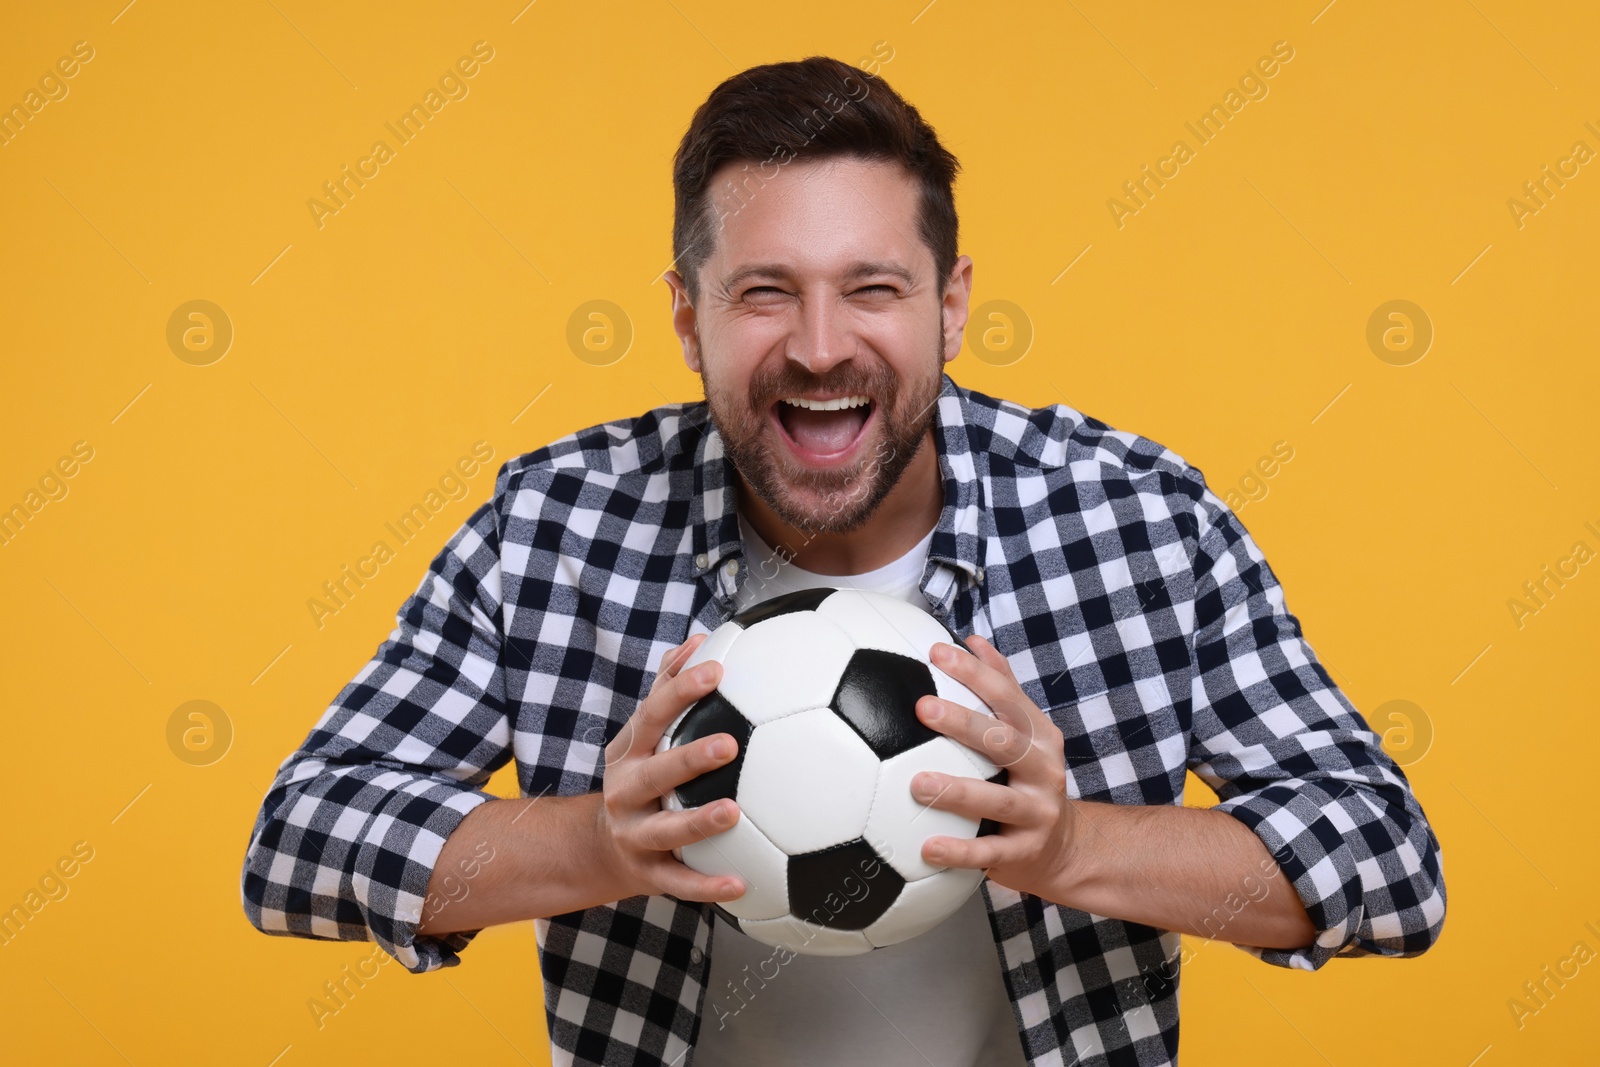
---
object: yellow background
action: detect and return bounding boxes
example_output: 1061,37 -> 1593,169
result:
2,0 -> 1595,1062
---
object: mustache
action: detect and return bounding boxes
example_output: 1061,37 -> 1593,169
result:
748,364 -> 897,407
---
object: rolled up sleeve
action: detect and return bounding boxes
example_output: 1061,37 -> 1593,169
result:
241,498 -> 512,973
1182,483 -> 1446,971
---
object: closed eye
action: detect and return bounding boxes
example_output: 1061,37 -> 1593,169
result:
741,286 -> 788,301
740,284 -> 896,301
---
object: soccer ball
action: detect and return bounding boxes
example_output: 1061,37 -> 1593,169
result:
656,587 -> 1006,956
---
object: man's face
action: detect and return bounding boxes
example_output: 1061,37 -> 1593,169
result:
668,155 -> 971,535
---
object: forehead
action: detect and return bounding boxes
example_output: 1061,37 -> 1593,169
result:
704,155 -> 926,281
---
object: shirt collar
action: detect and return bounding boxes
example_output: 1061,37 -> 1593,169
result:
689,372 -> 987,602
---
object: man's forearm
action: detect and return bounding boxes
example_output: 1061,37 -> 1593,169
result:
1047,802 -> 1315,951
417,793 -> 628,937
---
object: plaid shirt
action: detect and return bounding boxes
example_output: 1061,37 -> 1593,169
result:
242,372 -> 1445,1066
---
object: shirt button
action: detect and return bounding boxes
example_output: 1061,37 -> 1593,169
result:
724,559 -> 740,577
690,947 -> 704,964
694,553 -> 708,570
975,566 -> 986,583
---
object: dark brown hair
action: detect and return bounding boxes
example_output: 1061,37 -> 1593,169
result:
671,55 -> 961,303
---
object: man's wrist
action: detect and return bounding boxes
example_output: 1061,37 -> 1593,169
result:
1040,798 -> 1105,906
585,790 -> 637,903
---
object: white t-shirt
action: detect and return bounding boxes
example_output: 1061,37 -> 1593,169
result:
690,514 -> 1028,1067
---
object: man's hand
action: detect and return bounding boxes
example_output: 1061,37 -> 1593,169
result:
910,634 -> 1080,899
908,633 -> 1316,951
597,633 -> 748,903
418,633 -> 746,937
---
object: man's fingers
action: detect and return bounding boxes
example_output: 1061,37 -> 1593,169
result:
612,734 -> 739,810
933,640 -> 1018,716
651,633 -> 708,695
641,806 -> 750,901
633,799 -> 741,853
965,634 -> 1017,681
930,639 -> 1053,756
666,633 -> 708,677
650,659 -> 722,734
911,772 -> 1019,825
615,639 -> 706,765
922,832 -> 1007,872
612,658 -> 723,763
651,861 -> 747,903
917,693 -> 1033,769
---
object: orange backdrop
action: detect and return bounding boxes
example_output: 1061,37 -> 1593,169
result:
2,1 -> 1596,1063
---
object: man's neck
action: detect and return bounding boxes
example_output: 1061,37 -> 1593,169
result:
736,429 -> 943,576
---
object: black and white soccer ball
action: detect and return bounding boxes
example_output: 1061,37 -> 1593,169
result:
657,587 -> 1006,956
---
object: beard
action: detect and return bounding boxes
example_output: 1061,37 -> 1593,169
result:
700,334 -> 945,537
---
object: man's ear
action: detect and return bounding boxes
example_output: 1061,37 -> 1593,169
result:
940,255 -> 974,364
665,269 -> 701,372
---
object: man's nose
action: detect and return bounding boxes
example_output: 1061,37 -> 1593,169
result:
787,294 -> 856,376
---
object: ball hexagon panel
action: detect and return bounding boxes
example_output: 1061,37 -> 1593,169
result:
863,865 -> 985,949
665,691 -> 753,808
866,736 -> 986,882
680,812 -> 790,922
829,648 -> 941,760
738,707 -> 879,855
786,838 -> 904,931
737,914 -> 874,957
715,613 -> 857,727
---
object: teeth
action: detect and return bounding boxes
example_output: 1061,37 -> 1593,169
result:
780,395 -> 870,411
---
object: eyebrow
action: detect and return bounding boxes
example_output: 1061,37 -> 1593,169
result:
721,261 -> 916,291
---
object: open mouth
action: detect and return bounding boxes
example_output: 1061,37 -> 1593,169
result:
770,394 -> 876,465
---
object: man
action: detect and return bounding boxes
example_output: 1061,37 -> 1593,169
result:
242,56 -> 1445,1066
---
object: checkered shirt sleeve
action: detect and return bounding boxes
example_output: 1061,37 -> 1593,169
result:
240,494 -> 510,973
1184,481 -> 1447,971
